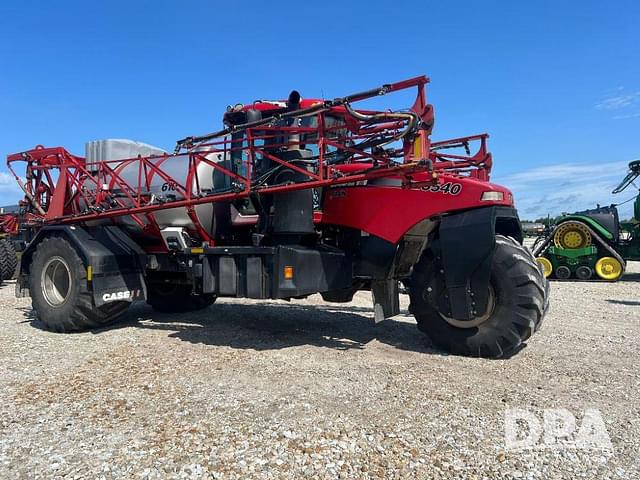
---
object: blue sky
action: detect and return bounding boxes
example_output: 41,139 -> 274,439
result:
1,0 -> 638,219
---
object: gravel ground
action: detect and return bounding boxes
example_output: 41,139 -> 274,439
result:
1,263 -> 639,479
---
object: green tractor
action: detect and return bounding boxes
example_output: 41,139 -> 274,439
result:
533,160 -> 640,281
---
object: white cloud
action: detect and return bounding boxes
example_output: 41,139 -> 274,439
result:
596,91 -> 640,110
0,172 -> 22,193
613,112 -> 640,120
0,172 -> 25,209
494,160 -> 638,220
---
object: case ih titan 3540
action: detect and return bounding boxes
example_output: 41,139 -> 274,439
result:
5,76 -> 548,358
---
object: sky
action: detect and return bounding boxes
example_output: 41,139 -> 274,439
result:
1,0 -> 639,219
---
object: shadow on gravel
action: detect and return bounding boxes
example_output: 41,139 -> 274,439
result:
606,299 -> 640,306
16,307 -> 36,324
21,299 -> 444,355
131,301 -> 442,355
18,300 -> 531,358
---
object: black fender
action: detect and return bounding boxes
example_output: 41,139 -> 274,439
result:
350,207 -> 521,322
18,225 -> 147,306
439,206 -> 522,320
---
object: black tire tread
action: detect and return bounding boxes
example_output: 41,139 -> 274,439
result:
29,236 -> 129,332
409,234 -> 549,358
0,238 -> 18,281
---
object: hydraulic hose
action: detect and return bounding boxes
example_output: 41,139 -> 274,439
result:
343,103 -> 419,141
175,103 -> 329,152
174,80 -> 422,153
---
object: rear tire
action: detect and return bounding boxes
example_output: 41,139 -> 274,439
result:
29,236 -> 130,332
409,235 -> 548,358
0,238 -> 18,281
147,283 -> 216,313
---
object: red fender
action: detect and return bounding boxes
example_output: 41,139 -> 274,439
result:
321,175 -> 513,244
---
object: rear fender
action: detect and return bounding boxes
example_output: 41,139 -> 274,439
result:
18,225 -> 147,306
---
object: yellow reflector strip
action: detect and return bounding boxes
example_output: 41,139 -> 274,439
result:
191,247 -> 204,254
87,266 -> 93,281
284,266 -> 294,280
413,137 -> 422,158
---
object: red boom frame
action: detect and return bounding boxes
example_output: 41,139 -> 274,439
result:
7,76 -> 495,246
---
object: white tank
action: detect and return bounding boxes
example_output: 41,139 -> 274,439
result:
81,139 -> 228,238
85,139 -> 167,168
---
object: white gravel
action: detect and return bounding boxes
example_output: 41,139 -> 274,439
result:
1,264 -> 639,479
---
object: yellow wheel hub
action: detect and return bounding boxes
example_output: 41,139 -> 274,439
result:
553,221 -> 592,249
595,257 -> 623,281
536,257 -> 553,278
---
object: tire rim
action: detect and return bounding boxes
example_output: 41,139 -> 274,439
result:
595,256 -> 623,280
575,266 -> 593,280
556,265 -> 572,279
41,256 -> 72,307
440,285 -> 496,329
536,257 -> 553,278
553,222 -> 591,249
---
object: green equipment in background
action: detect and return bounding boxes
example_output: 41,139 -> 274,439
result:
533,160 -> 640,281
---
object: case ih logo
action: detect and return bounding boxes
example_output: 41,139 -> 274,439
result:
102,289 -> 142,302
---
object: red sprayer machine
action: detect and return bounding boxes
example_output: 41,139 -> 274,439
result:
5,75 -> 548,358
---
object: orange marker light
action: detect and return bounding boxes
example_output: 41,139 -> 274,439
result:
284,266 -> 294,280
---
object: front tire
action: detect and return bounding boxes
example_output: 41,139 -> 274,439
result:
29,236 -> 129,332
409,235 -> 549,358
